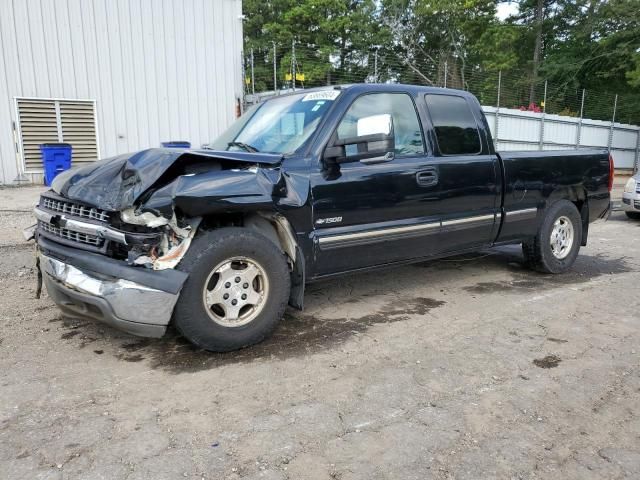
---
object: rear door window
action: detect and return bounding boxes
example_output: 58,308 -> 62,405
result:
425,94 -> 482,155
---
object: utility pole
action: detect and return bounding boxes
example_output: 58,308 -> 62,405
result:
272,42 -> 277,93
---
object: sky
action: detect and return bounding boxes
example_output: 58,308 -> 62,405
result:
496,1 -> 519,20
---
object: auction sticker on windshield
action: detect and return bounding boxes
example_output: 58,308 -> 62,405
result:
302,90 -> 341,102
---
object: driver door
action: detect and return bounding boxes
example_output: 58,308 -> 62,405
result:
309,92 -> 440,275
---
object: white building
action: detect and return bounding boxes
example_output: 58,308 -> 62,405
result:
0,0 -> 244,184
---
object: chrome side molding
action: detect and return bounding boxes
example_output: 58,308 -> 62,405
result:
318,212 -> 502,249
319,221 -> 440,248
505,207 -> 538,222
441,213 -> 496,227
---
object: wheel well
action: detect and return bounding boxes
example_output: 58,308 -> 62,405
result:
200,211 -> 305,309
572,199 -> 584,211
546,188 -> 589,247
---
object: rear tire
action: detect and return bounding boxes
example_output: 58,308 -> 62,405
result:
625,211 -> 640,220
173,227 -> 291,352
523,200 -> 582,274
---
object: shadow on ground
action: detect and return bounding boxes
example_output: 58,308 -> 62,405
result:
457,247 -> 632,294
52,295 -> 446,373
51,247 -> 631,373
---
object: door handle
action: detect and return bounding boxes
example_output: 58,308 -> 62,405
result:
416,168 -> 438,187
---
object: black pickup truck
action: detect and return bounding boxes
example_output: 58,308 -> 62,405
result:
29,84 -> 613,351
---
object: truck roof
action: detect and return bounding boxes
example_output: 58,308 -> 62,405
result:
272,83 -> 477,100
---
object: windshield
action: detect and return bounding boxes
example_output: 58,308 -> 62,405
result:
209,90 -> 340,154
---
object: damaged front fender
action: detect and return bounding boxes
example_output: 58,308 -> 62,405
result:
141,167 -> 285,218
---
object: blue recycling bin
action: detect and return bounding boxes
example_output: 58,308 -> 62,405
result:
161,141 -> 191,148
40,143 -> 72,186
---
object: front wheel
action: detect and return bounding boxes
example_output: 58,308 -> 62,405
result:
625,211 -> 640,220
523,200 -> 582,274
173,227 -> 291,352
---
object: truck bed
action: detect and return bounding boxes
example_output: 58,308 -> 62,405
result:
496,149 -> 611,243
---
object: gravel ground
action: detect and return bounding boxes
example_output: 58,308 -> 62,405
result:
0,182 -> 639,480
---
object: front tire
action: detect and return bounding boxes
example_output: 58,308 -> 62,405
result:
625,211 -> 640,220
173,227 -> 291,352
523,200 -> 582,274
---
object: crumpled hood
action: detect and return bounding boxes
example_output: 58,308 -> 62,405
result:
51,148 -> 283,211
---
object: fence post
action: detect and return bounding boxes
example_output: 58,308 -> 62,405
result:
539,80 -> 547,150
250,48 -> 255,97
575,88 -> 585,149
291,40 -> 296,91
494,70 -> 501,150
444,61 -> 448,88
241,51 -> 247,109
272,42 -> 277,93
608,94 -> 618,151
374,48 -> 378,82
634,129 -> 640,174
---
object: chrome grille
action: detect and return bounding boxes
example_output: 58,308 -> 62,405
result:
41,197 -> 109,222
38,221 -> 104,247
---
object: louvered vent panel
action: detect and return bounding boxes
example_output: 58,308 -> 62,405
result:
59,101 -> 98,165
16,100 -> 59,171
16,98 -> 98,172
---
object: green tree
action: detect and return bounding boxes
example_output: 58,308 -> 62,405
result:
243,0 -> 640,123
242,0 -> 379,90
538,0 -> 640,122
378,0 -> 498,88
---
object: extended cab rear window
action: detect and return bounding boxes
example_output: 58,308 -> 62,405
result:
425,94 -> 482,155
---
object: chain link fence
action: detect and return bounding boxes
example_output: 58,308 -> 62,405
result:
241,43 -> 640,171
242,43 -> 636,122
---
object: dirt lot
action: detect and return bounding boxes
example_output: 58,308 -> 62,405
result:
1,183 -> 639,480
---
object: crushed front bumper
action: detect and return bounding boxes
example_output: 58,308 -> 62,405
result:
37,236 -> 188,338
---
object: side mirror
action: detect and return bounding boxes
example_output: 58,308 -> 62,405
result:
356,114 -> 393,137
324,114 -> 395,165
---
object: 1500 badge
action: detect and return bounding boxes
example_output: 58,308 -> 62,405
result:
316,216 -> 343,225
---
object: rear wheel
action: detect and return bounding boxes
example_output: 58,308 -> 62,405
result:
523,200 -> 582,274
625,211 -> 640,220
173,227 -> 290,352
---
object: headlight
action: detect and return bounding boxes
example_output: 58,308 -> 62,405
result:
624,177 -> 636,193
